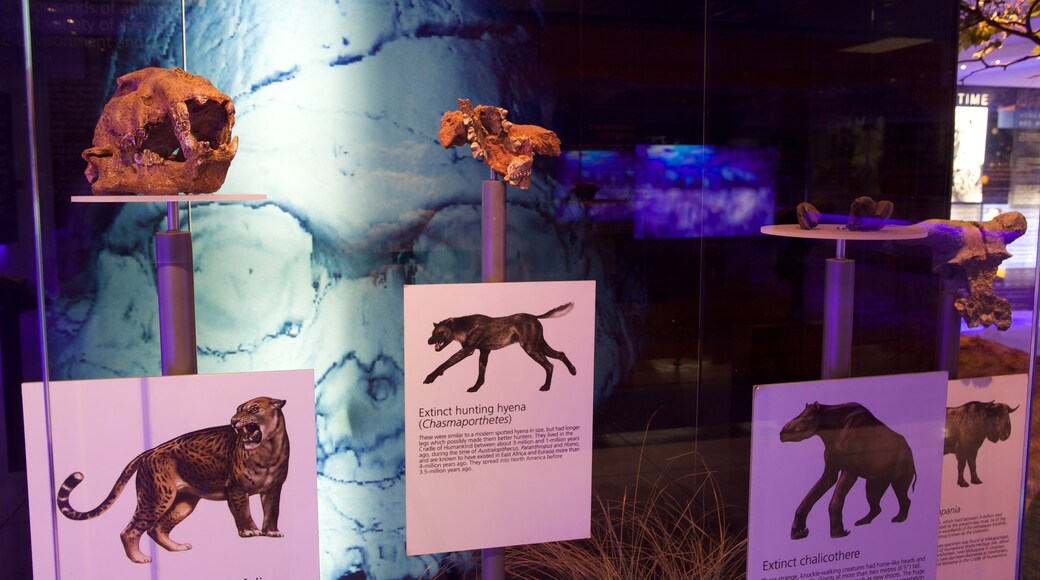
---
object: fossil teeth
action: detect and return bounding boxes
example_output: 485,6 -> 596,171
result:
437,98 -> 560,190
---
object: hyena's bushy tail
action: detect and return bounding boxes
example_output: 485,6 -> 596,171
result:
537,302 -> 574,319
56,454 -> 142,521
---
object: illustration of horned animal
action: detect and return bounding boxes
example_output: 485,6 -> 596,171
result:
56,396 -> 290,564
780,402 -> 917,540
424,302 -> 577,392
944,400 -> 1018,487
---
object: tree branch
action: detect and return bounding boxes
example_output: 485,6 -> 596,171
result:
959,53 -> 1040,81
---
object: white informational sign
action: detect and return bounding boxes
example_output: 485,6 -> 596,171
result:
938,374 -> 1028,580
23,370 -> 319,580
748,372 -> 948,580
404,280 -> 596,555
953,105 -> 989,203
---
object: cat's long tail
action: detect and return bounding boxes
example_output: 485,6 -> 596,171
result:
56,453 -> 144,520
537,302 -> 574,319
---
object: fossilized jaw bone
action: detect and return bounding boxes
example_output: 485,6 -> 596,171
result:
846,196 -> 894,231
82,67 -> 238,195
438,98 -> 560,189
919,212 -> 1027,330
795,197 -> 893,230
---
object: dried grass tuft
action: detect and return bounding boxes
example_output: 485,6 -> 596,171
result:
505,432 -> 746,579
420,424 -> 747,579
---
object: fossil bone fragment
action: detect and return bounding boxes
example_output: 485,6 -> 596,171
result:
439,98 -> 560,189
796,202 -> 821,229
919,212 -> 1027,330
846,196 -> 894,231
82,67 -> 238,195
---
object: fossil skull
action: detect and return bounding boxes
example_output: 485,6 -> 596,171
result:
439,98 -> 560,189
82,67 -> 238,195
846,196 -> 894,231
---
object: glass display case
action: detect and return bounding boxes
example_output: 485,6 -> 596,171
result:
1,0 -> 1037,578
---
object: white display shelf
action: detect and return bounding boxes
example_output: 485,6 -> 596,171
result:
71,194 -> 266,203
760,223 -> 928,241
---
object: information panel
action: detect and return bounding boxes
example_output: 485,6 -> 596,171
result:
938,374 -> 1028,580
23,370 -> 319,580
404,280 -> 596,555
749,372 -> 948,580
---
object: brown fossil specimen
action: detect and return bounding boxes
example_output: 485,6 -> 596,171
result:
919,212 -> 1027,330
796,202 -> 821,229
439,98 -> 561,189
82,67 -> 238,195
846,196 -> 894,231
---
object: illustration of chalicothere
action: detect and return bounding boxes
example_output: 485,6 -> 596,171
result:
780,401 -> 916,539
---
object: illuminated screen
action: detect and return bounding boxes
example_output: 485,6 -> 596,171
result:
634,145 -> 775,238
558,145 -> 776,238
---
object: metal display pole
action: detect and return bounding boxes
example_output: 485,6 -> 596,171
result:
935,287 -> 961,378
482,179 -> 506,284
480,172 -> 506,579
821,240 -> 854,380
156,201 -> 198,375
152,13 -> 197,377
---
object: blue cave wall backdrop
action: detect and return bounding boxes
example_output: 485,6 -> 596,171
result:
33,1 -> 636,578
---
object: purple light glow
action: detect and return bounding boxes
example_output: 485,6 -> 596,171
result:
558,145 -> 776,238
634,145 -> 775,238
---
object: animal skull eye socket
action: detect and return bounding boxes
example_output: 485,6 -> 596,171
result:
140,116 -> 184,162
187,98 -> 229,148
137,99 -> 230,163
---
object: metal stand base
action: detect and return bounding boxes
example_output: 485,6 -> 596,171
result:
482,546 -> 505,580
936,291 -> 961,379
482,180 -> 506,283
822,258 -> 854,379
156,229 -> 197,376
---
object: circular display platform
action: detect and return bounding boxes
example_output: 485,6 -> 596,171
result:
71,194 -> 267,203
760,223 -> 928,241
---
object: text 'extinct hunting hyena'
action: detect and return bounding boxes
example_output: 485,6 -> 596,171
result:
424,302 -> 577,392
780,402 -> 917,540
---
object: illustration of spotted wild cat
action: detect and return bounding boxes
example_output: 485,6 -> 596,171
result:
55,396 -> 290,564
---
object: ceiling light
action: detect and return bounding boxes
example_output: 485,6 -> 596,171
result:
841,37 -> 931,54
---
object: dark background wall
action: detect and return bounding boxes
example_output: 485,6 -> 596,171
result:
523,0 -> 957,434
